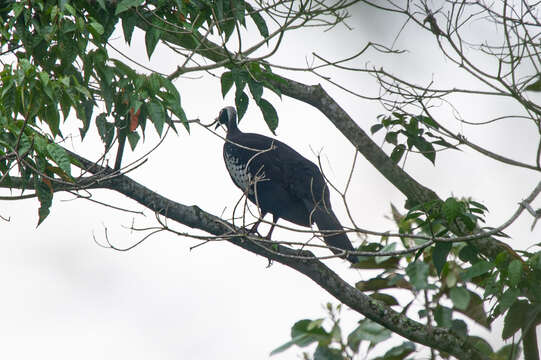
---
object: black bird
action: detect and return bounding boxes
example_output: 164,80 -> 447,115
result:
216,106 -> 357,263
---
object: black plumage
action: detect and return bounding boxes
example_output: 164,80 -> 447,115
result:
216,106 -> 357,263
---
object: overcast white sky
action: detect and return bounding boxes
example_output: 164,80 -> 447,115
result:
1,2 -> 539,359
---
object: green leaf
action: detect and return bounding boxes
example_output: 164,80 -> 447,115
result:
370,123 -> 384,134
384,131 -> 398,145
38,72 -> 53,100
290,319 -> 330,345
231,0 -> 245,25
221,71 -> 234,97
34,175 -> 53,226
525,77 -> 541,92
469,336 -> 493,354
89,21 -> 104,35
46,143 -> 71,177
369,293 -> 399,306
413,137 -> 436,164
442,197 -> 461,223
347,319 -> 391,352
313,345 -> 342,360
147,73 -> 161,95
249,7 -> 269,38
145,26 -> 161,59
270,318 -> 332,355
494,344 -> 521,360
372,341 -> 415,360
507,259 -> 522,287
126,131 -> 140,150
235,91 -> 249,121
415,115 -> 439,129
115,0 -> 144,15
433,241 -> 452,276
461,261 -> 493,281
458,244 -> 479,264
258,98 -> 278,134
375,242 -> 396,264
248,79 -> 263,103
502,300 -> 529,340
406,261 -> 429,290
390,144 -> 406,164
499,287 -> 520,312
95,113 -> 115,147
146,100 -> 166,136
121,12 -> 138,44
451,319 -> 468,339
449,286 -> 471,310
434,305 -> 452,328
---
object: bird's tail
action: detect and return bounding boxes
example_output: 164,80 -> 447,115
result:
311,207 -> 358,263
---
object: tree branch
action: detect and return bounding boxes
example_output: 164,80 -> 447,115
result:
51,149 -> 486,360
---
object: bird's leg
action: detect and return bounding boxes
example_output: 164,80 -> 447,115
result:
246,212 -> 267,236
264,215 -> 278,239
264,215 -> 279,268
248,218 -> 263,235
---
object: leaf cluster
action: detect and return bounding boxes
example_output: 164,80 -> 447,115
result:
371,113 -> 457,165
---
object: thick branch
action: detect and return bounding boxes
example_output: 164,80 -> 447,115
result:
45,150 -> 485,360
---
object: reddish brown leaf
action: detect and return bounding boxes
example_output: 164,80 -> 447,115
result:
129,107 -> 140,131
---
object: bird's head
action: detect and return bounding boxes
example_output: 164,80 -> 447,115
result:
215,106 -> 237,130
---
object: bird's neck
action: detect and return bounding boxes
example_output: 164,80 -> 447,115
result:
227,120 -> 241,135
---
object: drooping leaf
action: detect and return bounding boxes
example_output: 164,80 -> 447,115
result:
95,113 -> 115,147
432,241 -> 452,276
35,175 -> 53,226
231,0 -> 245,25
126,131 -> 140,150
507,259 -> 522,287
146,100 -> 166,136
145,26 -> 161,59
121,12 -> 138,44
248,78 -> 263,103
221,71 -> 234,97
257,98 -> 278,134
413,136 -> 436,164
249,6 -> 269,38
235,91 -> 249,121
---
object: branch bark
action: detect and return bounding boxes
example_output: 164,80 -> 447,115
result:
48,150 -> 486,360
